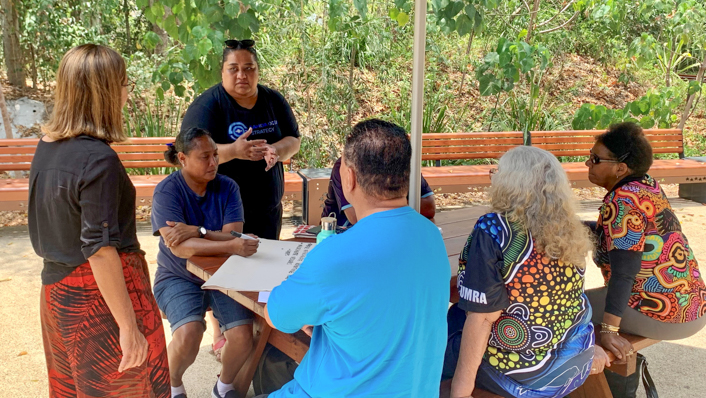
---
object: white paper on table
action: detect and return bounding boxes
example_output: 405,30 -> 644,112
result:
201,239 -> 315,293
258,292 -> 270,303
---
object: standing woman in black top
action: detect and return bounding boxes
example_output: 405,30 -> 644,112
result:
28,44 -> 170,398
180,39 -> 301,240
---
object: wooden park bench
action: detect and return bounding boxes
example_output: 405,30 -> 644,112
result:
0,137 -> 303,211
300,128 -> 706,225
421,128 -> 706,191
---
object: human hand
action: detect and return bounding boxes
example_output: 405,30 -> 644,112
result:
600,333 -> 634,364
163,221 -> 199,247
591,345 -> 611,374
118,325 -> 148,373
302,325 -> 313,337
263,144 -> 279,172
233,128 -> 268,161
232,236 -> 259,257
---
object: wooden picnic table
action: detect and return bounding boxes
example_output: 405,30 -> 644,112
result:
186,206 -> 489,397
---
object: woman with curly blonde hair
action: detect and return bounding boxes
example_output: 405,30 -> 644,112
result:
442,146 -> 607,398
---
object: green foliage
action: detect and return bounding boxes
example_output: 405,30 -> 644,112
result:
571,88 -> 683,130
138,0 -> 261,95
626,1 -> 706,85
428,0 -> 497,37
475,37 -> 551,96
123,96 -> 183,175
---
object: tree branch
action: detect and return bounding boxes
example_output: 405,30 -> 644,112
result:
537,0 -> 577,27
537,10 -> 580,34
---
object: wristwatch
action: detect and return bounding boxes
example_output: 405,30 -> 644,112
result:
198,226 -> 207,238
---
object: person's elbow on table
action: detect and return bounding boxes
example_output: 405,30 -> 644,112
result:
168,243 -> 194,259
263,303 -> 301,334
264,304 -> 276,329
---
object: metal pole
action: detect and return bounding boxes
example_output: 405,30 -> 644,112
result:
409,0 -> 427,213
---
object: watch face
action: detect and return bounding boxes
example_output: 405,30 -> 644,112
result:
199,227 -> 207,237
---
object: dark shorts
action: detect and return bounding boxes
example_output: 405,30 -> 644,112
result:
153,275 -> 253,334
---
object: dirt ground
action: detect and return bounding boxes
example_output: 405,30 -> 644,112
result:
1,195 -> 706,398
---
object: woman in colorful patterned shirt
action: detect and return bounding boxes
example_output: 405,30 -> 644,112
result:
444,146 -> 604,398
585,122 -> 706,394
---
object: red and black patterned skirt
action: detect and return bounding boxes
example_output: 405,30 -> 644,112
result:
40,252 -> 170,398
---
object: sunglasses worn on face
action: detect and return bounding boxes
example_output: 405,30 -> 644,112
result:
589,152 -> 629,165
225,39 -> 255,49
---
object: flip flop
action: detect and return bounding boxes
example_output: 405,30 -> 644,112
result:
210,336 -> 226,363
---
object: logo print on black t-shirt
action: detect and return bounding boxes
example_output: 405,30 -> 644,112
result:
228,122 -> 248,141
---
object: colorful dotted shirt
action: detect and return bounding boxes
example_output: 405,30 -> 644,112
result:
458,213 -> 594,386
593,175 -> 706,323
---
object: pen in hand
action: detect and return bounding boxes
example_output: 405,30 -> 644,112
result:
230,230 -> 259,241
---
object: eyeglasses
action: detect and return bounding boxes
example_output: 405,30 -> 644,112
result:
225,39 -> 255,49
122,79 -> 136,93
588,151 -> 629,165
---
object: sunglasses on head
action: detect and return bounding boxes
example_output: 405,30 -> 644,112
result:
589,151 -> 629,165
225,39 -> 255,49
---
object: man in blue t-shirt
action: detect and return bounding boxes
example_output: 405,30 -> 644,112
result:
261,119 -> 451,398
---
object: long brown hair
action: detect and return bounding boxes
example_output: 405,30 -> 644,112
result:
43,44 -> 128,143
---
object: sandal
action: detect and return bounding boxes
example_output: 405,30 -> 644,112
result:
210,336 -> 226,363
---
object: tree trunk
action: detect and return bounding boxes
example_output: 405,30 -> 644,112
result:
150,0 -> 169,54
346,46 -> 357,131
28,43 -> 37,89
123,0 -> 131,54
526,0 -> 541,43
1,0 -> 25,87
0,79 -> 13,139
666,40 -> 674,88
677,52 -> 706,132
458,31 -> 475,94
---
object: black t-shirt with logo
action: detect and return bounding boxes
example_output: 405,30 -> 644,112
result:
181,83 -> 300,218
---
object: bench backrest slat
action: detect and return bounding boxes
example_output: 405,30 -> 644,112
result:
421,131 -> 524,161
0,137 -> 291,172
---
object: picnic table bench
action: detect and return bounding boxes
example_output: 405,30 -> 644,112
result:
0,137 -> 303,211
300,128 -> 706,225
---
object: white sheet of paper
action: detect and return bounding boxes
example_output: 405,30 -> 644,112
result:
201,239 -> 315,293
258,292 -> 270,303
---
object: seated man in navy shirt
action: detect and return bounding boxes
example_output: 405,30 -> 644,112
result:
260,119 -> 451,398
151,128 -> 260,398
321,157 -> 436,225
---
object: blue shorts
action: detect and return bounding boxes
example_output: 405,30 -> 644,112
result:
154,275 -> 253,334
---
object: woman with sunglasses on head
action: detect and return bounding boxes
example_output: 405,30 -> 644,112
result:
181,39 -> 300,241
585,122 -> 705,397
28,44 -> 170,397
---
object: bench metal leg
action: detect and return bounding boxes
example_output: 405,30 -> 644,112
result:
679,182 -> 706,204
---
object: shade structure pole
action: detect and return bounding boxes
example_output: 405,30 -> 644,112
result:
408,0 -> 427,213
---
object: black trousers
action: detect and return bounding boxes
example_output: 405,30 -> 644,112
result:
243,203 -> 283,240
